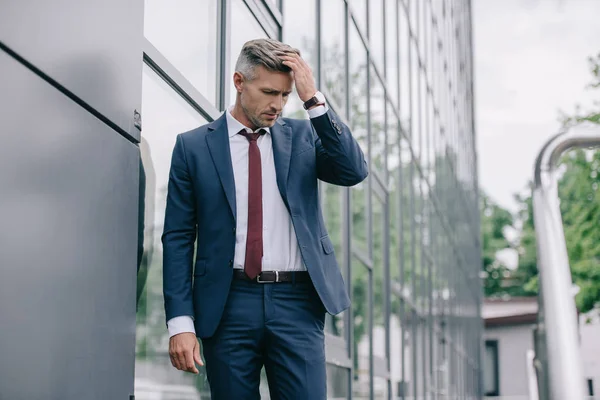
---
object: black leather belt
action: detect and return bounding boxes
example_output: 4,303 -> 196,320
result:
233,269 -> 310,283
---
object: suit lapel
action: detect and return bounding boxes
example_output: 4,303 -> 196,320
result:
206,114 -> 236,219
270,118 -> 292,203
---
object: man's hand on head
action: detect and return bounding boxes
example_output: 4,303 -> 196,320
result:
169,332 -> 204,374
278,52 -> 318,103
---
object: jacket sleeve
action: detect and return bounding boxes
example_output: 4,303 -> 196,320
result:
161,134 -> 197,325
310,109 -> 369,186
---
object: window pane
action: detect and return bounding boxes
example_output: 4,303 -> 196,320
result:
144,0 -> 218,106
399,6 -> 410,127
385,0 -> 399,105
388,104 -> 400,183
373,197 -> 386,363
349,0 -> 367,35
401,137 -> 413,287
369,0 -> 384,70
351,179 -> 367,255
282,0 -> 317,118
390,299 -> 406,399
389,169 -> 400,287
410,41 -> 419,148
323,183 -> 345,338
229,0 -> 268,106
370,66 -> 386,175
374,376 -> 389,399
321,0 -> 346,111
349,23 -> 369,255
352,258 -> 371,399
135,65 -> 208,398
350,25 -> 368,154
327,364 -> 350,399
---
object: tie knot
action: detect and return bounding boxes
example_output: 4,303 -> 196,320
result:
239,129 -> 265,142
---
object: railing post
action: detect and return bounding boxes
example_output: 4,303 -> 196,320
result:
532,122 -> 600,400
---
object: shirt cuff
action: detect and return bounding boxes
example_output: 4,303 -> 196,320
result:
167,315 -> 196,337
306,102 -> 329,119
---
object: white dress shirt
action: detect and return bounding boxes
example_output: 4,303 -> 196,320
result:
168,104 -> 328,337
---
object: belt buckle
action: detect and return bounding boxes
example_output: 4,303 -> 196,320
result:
256,271 -> 279,283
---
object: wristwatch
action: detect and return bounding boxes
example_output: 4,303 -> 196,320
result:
303,91 -> 326,110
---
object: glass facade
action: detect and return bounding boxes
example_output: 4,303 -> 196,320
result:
135,0 -> 481,399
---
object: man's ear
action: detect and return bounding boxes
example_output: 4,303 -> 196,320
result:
233,72 -> 245,93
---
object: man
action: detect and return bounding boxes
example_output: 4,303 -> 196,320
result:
162,38 -> 367,399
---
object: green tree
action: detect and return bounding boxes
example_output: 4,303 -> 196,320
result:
480,193 -> 520,297
511,53 -> 600,313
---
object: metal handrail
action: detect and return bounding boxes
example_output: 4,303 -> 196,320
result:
532,122 -> 600,400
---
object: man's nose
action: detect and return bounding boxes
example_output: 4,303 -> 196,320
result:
271,95 -> 283,111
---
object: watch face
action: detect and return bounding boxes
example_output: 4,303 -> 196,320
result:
315,92 -> 325,103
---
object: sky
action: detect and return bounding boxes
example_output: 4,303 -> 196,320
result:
473,0 -> 600,212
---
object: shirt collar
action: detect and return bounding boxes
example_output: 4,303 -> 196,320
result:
226,107 -> 271,138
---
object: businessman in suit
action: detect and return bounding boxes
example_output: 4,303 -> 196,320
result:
162,38 -> 368,399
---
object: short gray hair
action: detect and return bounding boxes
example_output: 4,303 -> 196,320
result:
235,38 -> 300,80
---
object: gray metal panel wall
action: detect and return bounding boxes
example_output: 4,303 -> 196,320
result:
0,48 -> 139,399
0,0 -> 144,141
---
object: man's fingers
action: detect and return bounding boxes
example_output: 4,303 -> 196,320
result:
184,348 -> 199,374
282,58 -> 300,71
194,341 -> 204,367
169,351 -> 183,370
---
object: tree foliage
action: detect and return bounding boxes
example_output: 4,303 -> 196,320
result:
483,53 -> 600,314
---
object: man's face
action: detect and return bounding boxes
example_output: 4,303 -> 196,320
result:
234,65 -> 293,129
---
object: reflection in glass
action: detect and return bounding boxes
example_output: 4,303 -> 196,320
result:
322,182 -> 345,337
372,196 -> 387,367
144,0 -> 218,106
385,0 -> 399,105
387,103 -> 400,184
283,0 -> 317,119
419,66 -> 428,164
229,0 -> 268,106
136,65 -> 208,398
350,25 -> 368,154
370,66 -> 386,175
348,0 -> 367,35
351,181 -> 368,255
388,111 -> 401,292
399,6 -> 411,127
349,23 -> 369,256
352,258 -> 371,400
400,138 -> 413,286
389,299 -> 407,399
327,364 -> 350,399
410,42 -> 420,150
321,0 -> 346,111
369,0 -> 384,70
374,376 -> 389,399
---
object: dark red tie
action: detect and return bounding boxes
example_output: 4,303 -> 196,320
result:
239,129 -> 264,279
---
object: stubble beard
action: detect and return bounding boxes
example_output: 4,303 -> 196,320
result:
241,101 -> 276,129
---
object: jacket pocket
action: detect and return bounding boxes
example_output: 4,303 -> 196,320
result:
320,235 -> 334,255
193,259 -> 207,276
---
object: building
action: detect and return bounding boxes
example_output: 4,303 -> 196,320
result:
0,0 -> 479,399
482,297 -> 538,399
483,297 -> 599,399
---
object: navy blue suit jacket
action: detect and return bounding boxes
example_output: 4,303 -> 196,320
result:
162,109 -> 368,338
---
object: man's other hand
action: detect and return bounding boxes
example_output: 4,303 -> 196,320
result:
169,332 -> 204,374
278,52 -> 318,103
